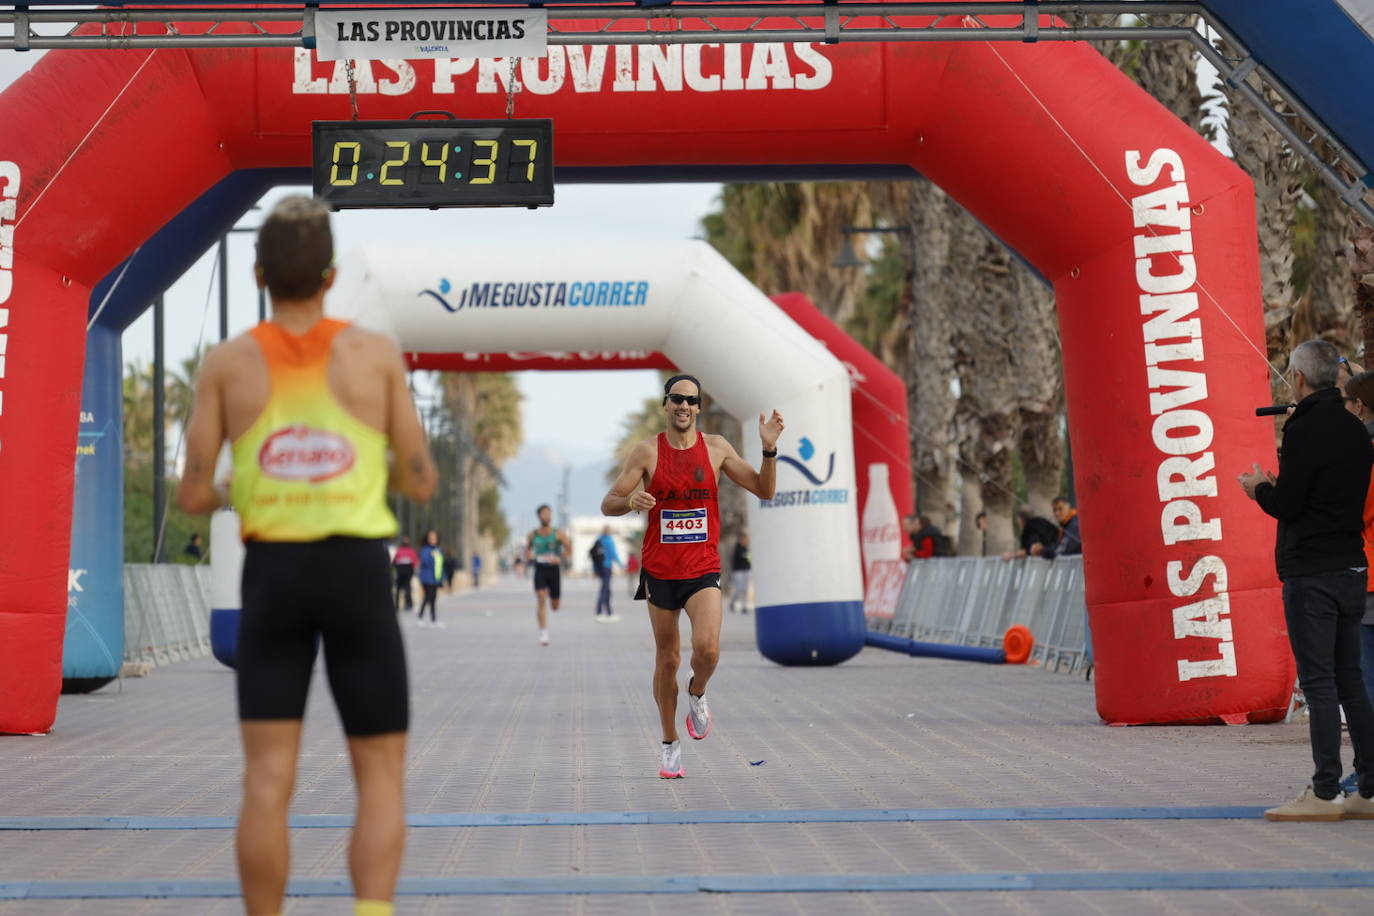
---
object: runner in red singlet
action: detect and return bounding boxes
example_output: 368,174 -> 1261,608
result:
601,374 -> 783,778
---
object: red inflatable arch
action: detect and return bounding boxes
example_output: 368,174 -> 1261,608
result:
0,11 -> 1291,732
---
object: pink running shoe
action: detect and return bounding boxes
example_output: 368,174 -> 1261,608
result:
685,679 -> 711,740
659,740 -> 684,778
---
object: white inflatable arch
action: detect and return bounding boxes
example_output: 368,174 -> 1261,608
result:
330,239 -> 865,664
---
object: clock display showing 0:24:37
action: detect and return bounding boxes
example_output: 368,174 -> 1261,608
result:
326,137 -> 540,187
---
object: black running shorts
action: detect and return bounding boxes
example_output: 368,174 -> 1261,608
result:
533,563 -> 561,599
636,571 -> 722,610
237,537 -> 408,736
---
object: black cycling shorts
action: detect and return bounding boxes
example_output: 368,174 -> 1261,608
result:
533,563 -> 561,600
635,571 -> 721,610
238,537 -> 408,736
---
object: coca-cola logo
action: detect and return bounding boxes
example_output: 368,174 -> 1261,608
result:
258,426 -> 356,483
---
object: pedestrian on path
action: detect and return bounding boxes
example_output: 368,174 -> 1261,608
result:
391,537 -> 417,611
418,530 -> 444,627
729,533 -> 751,614
592,525 -> 624,622
177,195 -> 436,916
1239,340 -> 1374,821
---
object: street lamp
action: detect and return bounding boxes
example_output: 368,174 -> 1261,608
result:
833,224 -> 912,269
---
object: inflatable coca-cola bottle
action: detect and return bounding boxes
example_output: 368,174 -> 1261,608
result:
860,463 -> 902,580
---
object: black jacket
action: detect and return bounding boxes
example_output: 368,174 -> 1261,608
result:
1019,516 -> 1058,554
1255,386 -> 1373,579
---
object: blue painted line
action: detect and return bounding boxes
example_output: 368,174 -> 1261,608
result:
4,870 -> 1374,899
0,805 -> 1270,832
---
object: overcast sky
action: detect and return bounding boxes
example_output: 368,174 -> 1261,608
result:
1,49 -> 719,468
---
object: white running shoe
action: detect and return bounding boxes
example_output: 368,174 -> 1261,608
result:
608,614 -> 621,623
685,677 -> 712,740
539,629 -> 550,646
594,615 -> 609,624
435,621 -> 447,629
659,740 -> 684,778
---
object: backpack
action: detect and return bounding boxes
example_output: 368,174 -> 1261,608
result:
589,539 -> 606,570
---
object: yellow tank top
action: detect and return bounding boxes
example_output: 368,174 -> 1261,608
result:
230,318 -> 398,542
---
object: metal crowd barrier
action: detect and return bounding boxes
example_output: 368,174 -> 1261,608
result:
123,564 -> 212,668
873,556 -> 1088,674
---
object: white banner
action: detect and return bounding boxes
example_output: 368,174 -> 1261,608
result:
316,9 -> 548,62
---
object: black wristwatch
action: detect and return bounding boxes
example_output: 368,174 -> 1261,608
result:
761,448 -> 778,458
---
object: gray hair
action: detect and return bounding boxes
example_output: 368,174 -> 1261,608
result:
1289,340 -> 1342,390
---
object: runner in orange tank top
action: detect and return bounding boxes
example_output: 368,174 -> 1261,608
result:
178,196 -> 436,916
602,374 -> 783,779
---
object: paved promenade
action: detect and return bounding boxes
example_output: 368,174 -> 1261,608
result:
2,575 -> 1371,914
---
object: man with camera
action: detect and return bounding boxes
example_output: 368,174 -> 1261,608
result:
1239,340 -> 1374,821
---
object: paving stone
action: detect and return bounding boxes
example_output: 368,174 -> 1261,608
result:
1,576 -> 1370,916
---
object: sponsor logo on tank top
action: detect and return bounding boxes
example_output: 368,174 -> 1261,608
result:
0,161 -> 20,458
1127,147 -> 1234,683
258,426 -> 357,483
760,434 -> 850,509
292,43 -> 834,96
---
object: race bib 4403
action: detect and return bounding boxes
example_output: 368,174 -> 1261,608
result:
660,508 -> 709,543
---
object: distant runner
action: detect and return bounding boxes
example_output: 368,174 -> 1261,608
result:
526,504 -> 570,646
178,196 -> 436,916
601,374 -> 782,778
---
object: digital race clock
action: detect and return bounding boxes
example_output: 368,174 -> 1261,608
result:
312,117 -> 554,210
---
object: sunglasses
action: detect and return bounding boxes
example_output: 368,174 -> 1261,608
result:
667,394 -> 700,406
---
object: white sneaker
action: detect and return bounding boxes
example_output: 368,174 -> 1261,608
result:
659,740 -> 684,778
539,629 -> 550,646
608,614 -> 621,623
434,621 -> 447,629
594,615 -> 609,624
685,676 -> 711,740
417,619 -> 430,628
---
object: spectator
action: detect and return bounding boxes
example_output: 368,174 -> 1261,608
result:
1344,371 -> 1374,728
470,551 -> 482,589
1035,497 -> 1082,559
183,532 -> 204,564
1239,340 -> 1374,820
391,536 -> 418,611
904,515 -> 949,559
1003,505 -> 1058,561
974,511 -> 988,557
729,533 -> 752,614
591,526 -> 624,622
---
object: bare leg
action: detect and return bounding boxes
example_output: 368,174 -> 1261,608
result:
238,720 -> 303,916
346,731 -> 407,903
647,602 -> 682,743
536,589 -> 548,630
682,587 -> 723,695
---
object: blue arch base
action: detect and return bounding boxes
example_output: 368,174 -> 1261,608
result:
755,600 -> 865,666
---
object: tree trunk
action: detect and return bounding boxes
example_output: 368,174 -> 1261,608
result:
904,183 -> 958,528
1355,214 -> 1374,362
956,465 -> 985,556
947,197 -> 1022,544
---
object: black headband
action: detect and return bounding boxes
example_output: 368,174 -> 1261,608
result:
663,374 -> 701,399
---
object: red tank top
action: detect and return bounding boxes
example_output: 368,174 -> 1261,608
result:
641,432 -> 720,579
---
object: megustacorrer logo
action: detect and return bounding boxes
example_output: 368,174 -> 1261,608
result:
258,426 -> 356,483
779,436 -> 834,486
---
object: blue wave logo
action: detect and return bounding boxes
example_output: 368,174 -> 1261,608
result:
778,435 -> 834,487
419,277 -> 457,312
